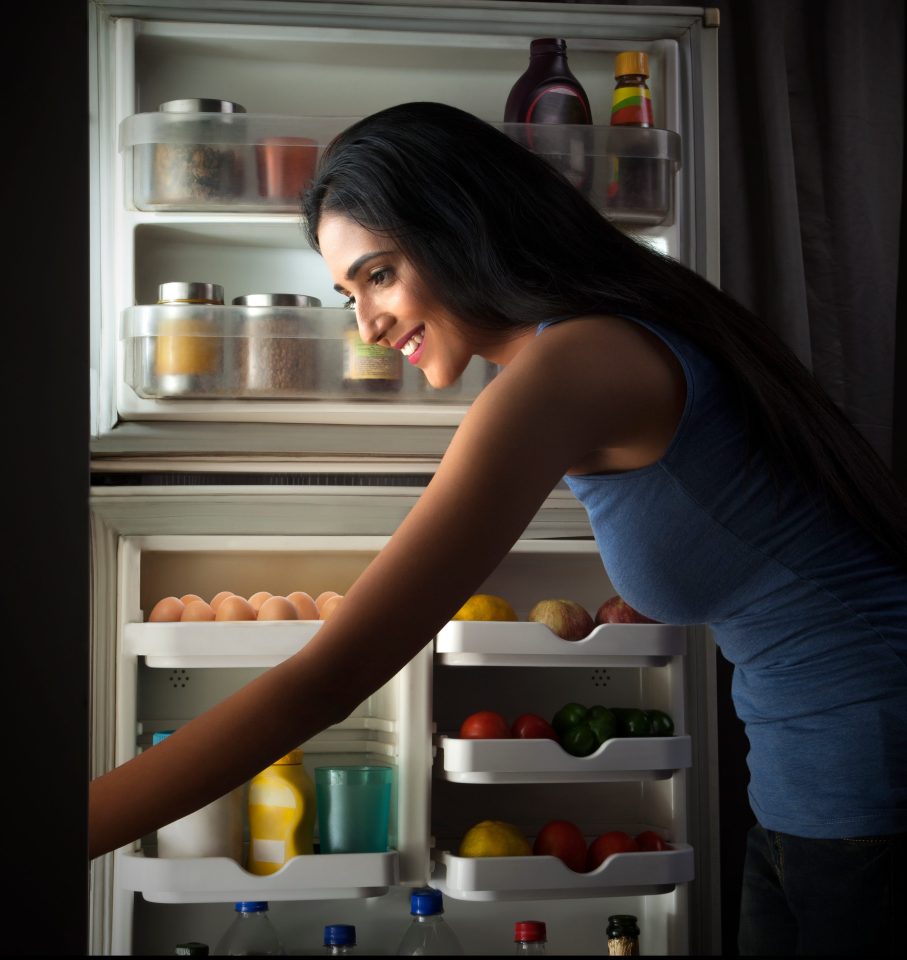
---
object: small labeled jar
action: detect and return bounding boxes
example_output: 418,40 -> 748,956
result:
232,293 -> 321,397
342,320 -> 403,395
607,915 -> 640,956
154,281 -> 229,397
150,99 -> 248,208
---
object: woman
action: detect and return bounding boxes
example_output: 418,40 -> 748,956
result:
89,102 -> 906,955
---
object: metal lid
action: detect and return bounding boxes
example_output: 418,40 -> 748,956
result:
158,99 -> 247,114
235,902 -> 268,912
158,282 -> 224,304
232,293 -> 322,307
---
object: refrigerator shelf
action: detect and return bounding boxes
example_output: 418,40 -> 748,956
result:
438,843 -> 694,901
434,621 -> 686,666
125,619 -> 323,667
119,112 -> 680,224
116,848 -> 399,903
434,734 -> 691,783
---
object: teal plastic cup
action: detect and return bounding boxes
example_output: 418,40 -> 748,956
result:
315,765 -> 393,854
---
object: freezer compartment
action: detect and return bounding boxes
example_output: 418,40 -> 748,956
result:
122,303 -> 497,401
116,849 -> 399,903
439,836 -> 694,901
121,112 -> 680,224
435,734 -> 692,783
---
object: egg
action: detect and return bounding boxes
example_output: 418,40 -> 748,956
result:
257,596 -> 299,621
320,594 -> 345,620
248,591 -> 274,613
210,591 -> 236,611
181,599 -> 216,621
215,595 -> 256,621
148,596 -> 185,622
286,590 -> 318,620
180,593 -> 204,606
315,590 -> 340,615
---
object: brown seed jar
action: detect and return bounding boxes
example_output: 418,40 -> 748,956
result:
231,293 -> 321,397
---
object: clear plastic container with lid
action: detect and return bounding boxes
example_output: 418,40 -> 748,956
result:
135,98 -> 250,210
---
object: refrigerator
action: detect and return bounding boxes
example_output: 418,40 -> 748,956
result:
86,0 -> 722,954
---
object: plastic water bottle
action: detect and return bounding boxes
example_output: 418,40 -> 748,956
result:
395,887 -> 463,955
324,924 -> 356,954
514,920 -> 548,955
213,902 -> 285,956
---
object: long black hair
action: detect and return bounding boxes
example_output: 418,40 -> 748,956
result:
303,101 -> 906,569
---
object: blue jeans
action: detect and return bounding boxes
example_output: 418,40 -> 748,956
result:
737,825 -> 906,955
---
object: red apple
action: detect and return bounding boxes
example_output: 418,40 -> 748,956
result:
527,599 -> 594,641
585,830 -> 640,870
594,595 -> 659,625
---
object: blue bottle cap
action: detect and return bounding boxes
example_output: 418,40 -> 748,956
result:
324,924 -> 356,946
235,901 -> 268,912
151,730 -> 174,745
410,887 -> 444,916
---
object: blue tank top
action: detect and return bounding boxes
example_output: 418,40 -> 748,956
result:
538,314 -> 907,838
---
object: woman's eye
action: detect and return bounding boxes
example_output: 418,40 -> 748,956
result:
370,267 -> 392,285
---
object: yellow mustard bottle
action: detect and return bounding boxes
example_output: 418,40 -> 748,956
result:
247,747 -> 316,875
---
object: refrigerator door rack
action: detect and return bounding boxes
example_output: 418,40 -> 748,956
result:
116,848 -> 399,903
438,840 -> 694,901
121,304 -> 497,402
434,733 -> 691,783
119,112 -> 681,224
434,620 -> 687,666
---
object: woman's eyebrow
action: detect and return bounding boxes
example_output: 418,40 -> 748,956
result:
345,250 -> 394,280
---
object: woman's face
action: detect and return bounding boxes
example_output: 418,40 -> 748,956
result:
317,212 -> 507,389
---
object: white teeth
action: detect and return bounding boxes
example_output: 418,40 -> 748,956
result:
401,330 -> 424,357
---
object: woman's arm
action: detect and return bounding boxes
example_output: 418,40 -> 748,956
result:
89,314 -> 680,858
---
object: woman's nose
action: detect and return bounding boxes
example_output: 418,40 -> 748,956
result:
356,306 -> 391,345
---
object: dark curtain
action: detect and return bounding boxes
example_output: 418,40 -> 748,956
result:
565,0 -> 905,954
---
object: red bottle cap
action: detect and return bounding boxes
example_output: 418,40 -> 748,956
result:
515,921 -> 547,942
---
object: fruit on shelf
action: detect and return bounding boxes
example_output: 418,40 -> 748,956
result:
635,829 -> 671,852
527,598 -> 594,641
644,709 -> 675,736
586,830 -> 640,870
595,595 -> 659,624
511,713 -> 558,740
452,594 -> 519,621
533,819 -> 587,872
611,707 -> 652,737
459,820 -> 532,857
459,710 -> 511,739
551,702 -> 616,757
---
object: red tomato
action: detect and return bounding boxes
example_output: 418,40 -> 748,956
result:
585,830 -> 640,871
511,713 -> 558,740
533,820 -> 587,873
459,710 -> 510,739
635,830 -> 670,852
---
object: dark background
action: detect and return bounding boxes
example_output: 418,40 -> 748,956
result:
5,1 -> 903,955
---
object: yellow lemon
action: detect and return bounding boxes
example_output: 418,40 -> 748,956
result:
458,820 -> 532,857
452,594 -> 518,622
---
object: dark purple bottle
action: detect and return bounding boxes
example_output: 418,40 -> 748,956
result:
504,38 -> 592,192
504,38 -> 592,124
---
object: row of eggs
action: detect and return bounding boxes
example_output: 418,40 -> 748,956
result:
146,590 -> 343,622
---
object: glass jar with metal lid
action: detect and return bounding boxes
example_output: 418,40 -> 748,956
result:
148,99 -> 249,208
152,281 -> 230,397
231,293 -> 322,397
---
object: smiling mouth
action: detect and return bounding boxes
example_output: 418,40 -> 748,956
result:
396,327 -> 425,357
